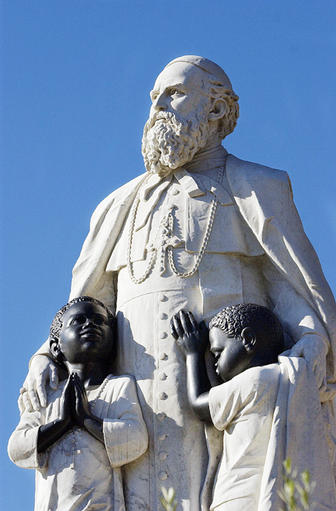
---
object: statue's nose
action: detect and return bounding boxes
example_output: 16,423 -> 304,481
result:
84,316 -> 94,326
153,92 -> 168,111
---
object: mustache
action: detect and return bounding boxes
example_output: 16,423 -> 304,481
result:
147,111 -> 185,130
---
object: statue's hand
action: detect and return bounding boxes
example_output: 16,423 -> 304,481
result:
170,310 -> 208,355
18,355 -> 59,413
60,374 -> 75,426
289,334 -> 328,390
72,373 -> 92,427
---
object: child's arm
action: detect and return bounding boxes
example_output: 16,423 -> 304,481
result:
170,310 -> 212,422
37,375 -> 75,452
8,409 -> 46,470
8,376 -> 74,468
103,376 -> 148,468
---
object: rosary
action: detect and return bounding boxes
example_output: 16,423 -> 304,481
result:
127,167 -> 224,284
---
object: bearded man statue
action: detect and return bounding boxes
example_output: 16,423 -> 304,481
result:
21,56 -> 336,510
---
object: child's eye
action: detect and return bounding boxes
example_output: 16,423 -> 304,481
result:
93,315 -> 105,326
70,315 -> 86,325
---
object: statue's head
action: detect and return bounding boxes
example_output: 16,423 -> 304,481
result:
49,296 -> 115,365
208,303 -> 284,382
142,55 -> 239,176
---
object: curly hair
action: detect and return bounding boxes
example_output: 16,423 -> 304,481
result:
49,296 -> 114,346
207,79 -> 239,139
209,303 -> 284,354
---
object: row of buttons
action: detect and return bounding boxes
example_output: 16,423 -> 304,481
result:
159,294 -> 169,365
158,292 -> 169,483
158,421 -> 168,481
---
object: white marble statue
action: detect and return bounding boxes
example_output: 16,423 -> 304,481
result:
20,56 -> 336,510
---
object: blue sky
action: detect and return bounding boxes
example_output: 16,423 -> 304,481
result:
1,1 -> 336,508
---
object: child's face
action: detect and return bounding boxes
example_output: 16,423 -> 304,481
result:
58,302 -> 114,364
209,327 -> 252,382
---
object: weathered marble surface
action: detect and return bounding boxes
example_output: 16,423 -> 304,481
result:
22,56 -> 336,510
10,375 -> 148,511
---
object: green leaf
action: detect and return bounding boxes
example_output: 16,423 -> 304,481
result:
283,458 -> 292,474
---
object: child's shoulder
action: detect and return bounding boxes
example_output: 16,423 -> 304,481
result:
45,379 -> 67,404
232,363 -> 281,400
216,363 -> 280,397
239,363 -> 280,387
103,373 -> 137,393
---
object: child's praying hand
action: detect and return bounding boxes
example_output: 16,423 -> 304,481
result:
37,372 -> 104,452
68,373 -> 104,442
170,310 -> 209,356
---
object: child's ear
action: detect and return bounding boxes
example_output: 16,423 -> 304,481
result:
241,327 -> 257,353
50,341 -> 64,362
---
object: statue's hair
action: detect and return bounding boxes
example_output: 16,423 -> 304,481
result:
49,296 -> 114,345
207,80 -> 239,139
209,303 -> 284,354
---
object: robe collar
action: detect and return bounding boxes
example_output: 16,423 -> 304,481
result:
136,145 -> 228,231
141,144 -> 228,200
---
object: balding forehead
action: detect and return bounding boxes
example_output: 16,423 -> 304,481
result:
164,55 -> 233,90
154,61 -> 209,91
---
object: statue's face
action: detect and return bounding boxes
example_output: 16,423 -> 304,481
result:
149,62 -> 208,122
58,302 -> 114,364
142,62 -> 212,176
209,327 -> 252,382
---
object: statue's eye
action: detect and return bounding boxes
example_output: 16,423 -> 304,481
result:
70,314 -> 86,326
93,315 -> 105,326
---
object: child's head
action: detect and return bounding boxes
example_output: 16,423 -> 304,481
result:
49,296 -> 115,365
208,303 -> 284,382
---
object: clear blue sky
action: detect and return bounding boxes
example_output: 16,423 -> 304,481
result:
1,1 -> 336,508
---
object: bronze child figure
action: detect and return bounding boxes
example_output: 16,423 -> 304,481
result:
171,304 -> 285,510
9,296 -> 148,511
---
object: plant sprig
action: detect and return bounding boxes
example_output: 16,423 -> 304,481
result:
160,487 -> 177,511
278,458 -> 315,510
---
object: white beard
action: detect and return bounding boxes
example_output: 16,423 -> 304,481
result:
141,109 -> 211,177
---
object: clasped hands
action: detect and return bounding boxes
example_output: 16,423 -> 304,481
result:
170,310 -> 209,355
60,373 -> 96,430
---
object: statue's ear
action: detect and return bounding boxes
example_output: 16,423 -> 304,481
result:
241,327 -> 257,353
208,98 -> 227,122
50,340 -> 64,362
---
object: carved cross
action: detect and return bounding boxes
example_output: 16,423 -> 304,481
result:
148,208 -> 184,275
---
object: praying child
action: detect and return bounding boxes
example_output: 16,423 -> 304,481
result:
171,304 -> 285,511
8,296 -> 148,511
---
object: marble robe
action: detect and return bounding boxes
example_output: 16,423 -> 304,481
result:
35,146 -> 336,510
66,147 -> 336,510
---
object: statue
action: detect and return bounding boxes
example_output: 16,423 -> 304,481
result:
9,297 -> 148,511
171,306 -> 336,509
18,55 -> 336,510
